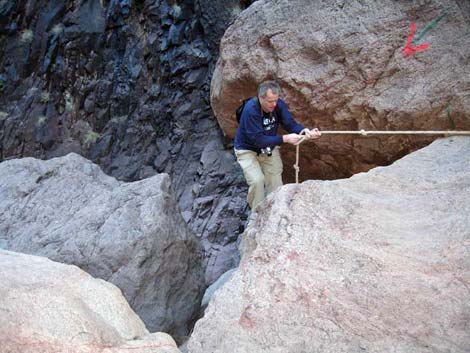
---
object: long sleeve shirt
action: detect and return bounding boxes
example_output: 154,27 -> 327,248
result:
234,97 -> 304,152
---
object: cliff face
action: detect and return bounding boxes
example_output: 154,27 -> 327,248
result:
211,0 -> 470,182
0,0 -> 256,286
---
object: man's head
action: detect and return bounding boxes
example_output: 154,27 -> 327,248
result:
258,81 -> 281,113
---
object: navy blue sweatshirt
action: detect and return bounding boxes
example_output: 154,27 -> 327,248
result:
234,97 -> 304,152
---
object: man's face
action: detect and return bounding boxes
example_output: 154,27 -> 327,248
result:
258,89 -> 279,113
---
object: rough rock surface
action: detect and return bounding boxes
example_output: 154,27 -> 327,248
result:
0,250 -> 180,353
0,153 -> 204,336
211,0 -> 470,181
0,0 -> 254,288
188,136 -> 470,353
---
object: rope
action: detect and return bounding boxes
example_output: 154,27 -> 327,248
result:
294,142 -> 301,184
292,130 -> 470,184
312,130 -> 470,136
293,129 -> 307,184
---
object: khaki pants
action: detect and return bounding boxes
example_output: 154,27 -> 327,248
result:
235,147 -> 283,209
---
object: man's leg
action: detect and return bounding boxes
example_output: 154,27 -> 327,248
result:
260,146 -> 283,194
235,149 -> 265,209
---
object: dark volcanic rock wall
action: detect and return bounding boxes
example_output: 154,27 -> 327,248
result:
0,0 -> 255,286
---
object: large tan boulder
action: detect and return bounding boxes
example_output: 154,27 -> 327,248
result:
0,153 -> 204,335
0,250 -> 180,353
188,136 -> 470,353
211,0 -> 470,181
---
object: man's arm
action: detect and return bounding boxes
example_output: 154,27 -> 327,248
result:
277,99 -> 304,134
277,100 -> 321,141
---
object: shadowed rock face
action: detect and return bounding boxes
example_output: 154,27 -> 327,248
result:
0,0 -> 258,287
0,250 -> 181,353
0,153 -> 204,336
188,137 -> 470,353
211,0 -> 470,182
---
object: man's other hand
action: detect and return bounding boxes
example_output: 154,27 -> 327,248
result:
303,128 -> 321,140
282,133 -> 303,145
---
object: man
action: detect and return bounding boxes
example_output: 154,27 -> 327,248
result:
234,80 -> 321,209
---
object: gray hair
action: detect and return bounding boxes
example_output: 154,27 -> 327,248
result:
257,80 -> 281,97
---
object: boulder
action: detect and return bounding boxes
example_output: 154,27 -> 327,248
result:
0,250 -> 180,353
0,153 -> 204,336
211,0 -> 470,181
188,136 -> 470,353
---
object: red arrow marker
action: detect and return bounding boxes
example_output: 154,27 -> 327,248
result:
402,22 -> 429,56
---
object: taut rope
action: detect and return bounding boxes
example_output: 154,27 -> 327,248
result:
293,130 -> 470,184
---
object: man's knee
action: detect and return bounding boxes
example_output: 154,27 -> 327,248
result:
250,173 -> 265,188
